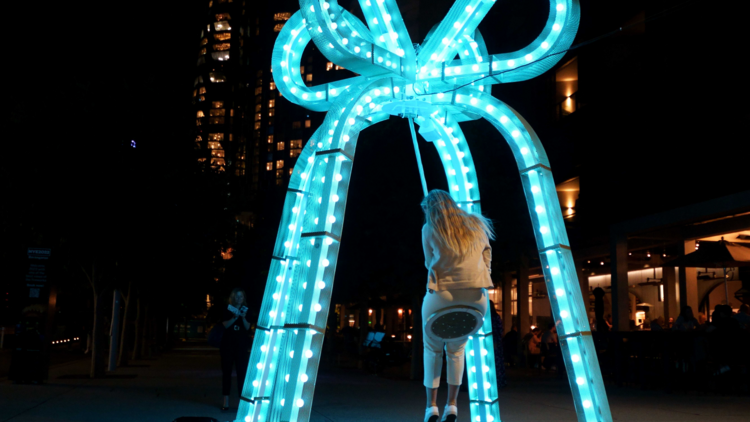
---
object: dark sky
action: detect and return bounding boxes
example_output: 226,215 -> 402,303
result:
6,0 -> 748,312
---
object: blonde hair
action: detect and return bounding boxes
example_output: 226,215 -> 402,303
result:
229,288 -> 247,307
421,189 -> 495,255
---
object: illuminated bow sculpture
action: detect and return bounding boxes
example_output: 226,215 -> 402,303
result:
238,1 -> 613,421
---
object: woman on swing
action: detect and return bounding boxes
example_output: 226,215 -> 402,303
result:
421,190 -> 494,422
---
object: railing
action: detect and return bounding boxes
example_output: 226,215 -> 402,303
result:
592,329 -> 750,393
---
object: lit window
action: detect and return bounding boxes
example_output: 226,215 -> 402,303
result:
214,32 -> 231,41
208,133 -> 224,141
276,160 -> 284,169
268,109 -> 275,117
269,81 -> 276,90
304,120 -> 311,128
276,169 -> 284,179
215,13 -> 232,20
210,149 -> 225,158
192,89 -> 197,97
266,162 -> 273,171
274,12 -> 291,21
292,121 -> 301,129
210,117 -> 224,124
211,51 -> 230,61
290,148 -> 302,158
200,47 -> 207,56
210,109 -> 225,117
277,141 -> 285,151
208,142 -> 221,149
197,110 -> 205,117
267,135 -> 274,144
254,87 -> 262,95
198,95 -> 205,102
212,101 -> 223,108
213,43 -> 230,51
290,140 -> 303,149
196,135 -> 203,142
214,21 -> 231,31
254,113 -> 261,121
326,62 -> 333,71
200,38 -> 208,46
230,109 -> 234,116
273,23 -> 285,32
196,119 -> 202,126
209,72 -> 227,83
208,0 -> 213,7
254,122 -> 260,130
335,65 -> 344,70
211,157 -> 225,167
268,99 -> 275,108
254,104 -> 261,112
306,74 -> 313,82
289,168 -> 293,175
199,87 -> 207,94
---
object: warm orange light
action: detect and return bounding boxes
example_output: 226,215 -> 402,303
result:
368,309 -> 373,315
397,308 -> 403,316
407,335 -> 412,340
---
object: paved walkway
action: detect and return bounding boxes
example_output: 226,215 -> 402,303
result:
1,347 -> 747,422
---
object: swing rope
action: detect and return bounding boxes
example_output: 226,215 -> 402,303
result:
408,117 -> 429,198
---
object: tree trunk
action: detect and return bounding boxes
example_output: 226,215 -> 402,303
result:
117,280 -> 132,367
131,296 -> 141,361
410,294 -> 423,381
90,286 -> 107,378
140,305 -> 149,358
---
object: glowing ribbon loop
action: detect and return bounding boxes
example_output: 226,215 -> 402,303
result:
357,0 -> 416,78
272,11 -> 364,111
418,0 -> 579,88
299,0 -> 407,80
416,0 -> 498,75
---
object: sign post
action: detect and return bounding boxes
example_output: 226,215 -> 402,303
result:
9,247 -> 54,383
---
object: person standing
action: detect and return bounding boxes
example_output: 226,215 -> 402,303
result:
540,322 -> 558,371
527,327 -> 542,369
502,324 -> 520,367
488,300 -> 506,389
672,306 -> 698,331
733,304 -> 750,330
220,288 -> 251,410
420,190 -> 495,422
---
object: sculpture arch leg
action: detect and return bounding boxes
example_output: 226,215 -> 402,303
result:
412,116 -> 502,422
427,90 -> 613,422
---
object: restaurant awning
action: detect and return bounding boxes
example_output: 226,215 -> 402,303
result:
664,239 -> 750,268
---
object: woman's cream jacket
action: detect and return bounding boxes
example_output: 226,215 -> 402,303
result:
422,223 -> 493,292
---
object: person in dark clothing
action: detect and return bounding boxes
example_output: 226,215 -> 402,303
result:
488,300 -> 506,389
221,288 -> 251,410
502,324 -> 519,367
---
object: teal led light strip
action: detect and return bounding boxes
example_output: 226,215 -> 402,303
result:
239,1 -> 611,421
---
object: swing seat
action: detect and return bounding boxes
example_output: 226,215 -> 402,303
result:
424,305 -> 484,343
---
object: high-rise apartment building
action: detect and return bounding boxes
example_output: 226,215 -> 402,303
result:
192,0 -> 358,210
192,0 -> 252,211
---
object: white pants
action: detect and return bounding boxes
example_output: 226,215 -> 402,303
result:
422,288 -> 487,388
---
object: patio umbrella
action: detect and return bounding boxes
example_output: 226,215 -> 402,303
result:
664,238 -> 750,303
